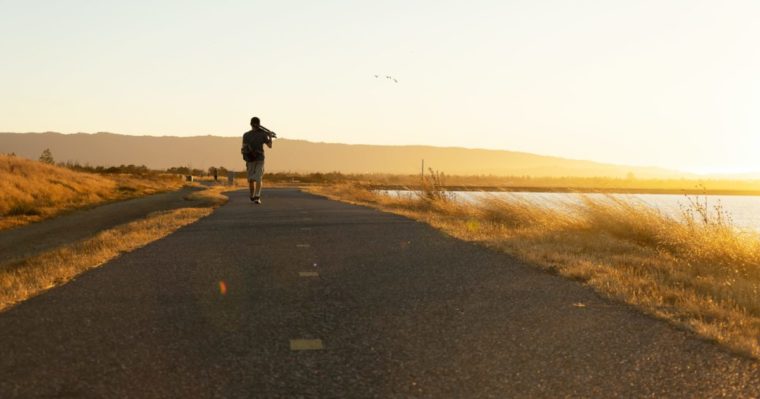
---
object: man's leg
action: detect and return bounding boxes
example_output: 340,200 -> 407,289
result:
246,162 -> 256,200
253,161 -> 265,199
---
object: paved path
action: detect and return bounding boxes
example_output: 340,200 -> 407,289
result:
0,189 -> 757,398
0,186 -> 203,267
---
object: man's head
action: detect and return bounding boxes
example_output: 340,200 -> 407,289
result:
250,117 -> 260,128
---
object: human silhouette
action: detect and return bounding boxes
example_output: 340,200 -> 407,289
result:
241,117 -> 273,204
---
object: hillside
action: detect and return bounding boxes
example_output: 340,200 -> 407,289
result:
0,154 -> 181,230
0,132 -> 683,178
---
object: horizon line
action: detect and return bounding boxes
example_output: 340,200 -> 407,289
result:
3,130 -> 759,178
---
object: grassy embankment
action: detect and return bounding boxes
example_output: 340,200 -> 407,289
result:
0,156 -> 230,311
307,176 -> 760,359
0,154 -> 184,230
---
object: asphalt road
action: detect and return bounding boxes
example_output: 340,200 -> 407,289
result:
0,188 -> 757,398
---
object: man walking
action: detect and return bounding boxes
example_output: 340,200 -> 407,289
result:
242,117 -> 273,204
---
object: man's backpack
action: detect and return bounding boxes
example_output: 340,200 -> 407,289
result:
241,143 -> 254,162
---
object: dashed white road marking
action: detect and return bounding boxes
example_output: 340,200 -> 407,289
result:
296,244 -> 310,248
299,271 -> 319,277
300,227 -> 312,231
290,339 -> 324,351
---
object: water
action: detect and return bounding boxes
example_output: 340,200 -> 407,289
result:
380,190 -> 760,231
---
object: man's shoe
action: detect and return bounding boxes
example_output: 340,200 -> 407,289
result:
250,196 -> 255,202
254,197 -> 262,204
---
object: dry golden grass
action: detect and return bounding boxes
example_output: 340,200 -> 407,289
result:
183,184 -> 232,206
0,155 -> 183,230
0,206 -> 216,312
306,183 -> 760,359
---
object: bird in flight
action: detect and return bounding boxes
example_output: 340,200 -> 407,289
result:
374,74 -> 399,83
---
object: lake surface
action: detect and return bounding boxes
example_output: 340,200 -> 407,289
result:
380,191 -> 760,231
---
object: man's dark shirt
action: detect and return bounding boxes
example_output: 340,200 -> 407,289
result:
242,128 -> 271,162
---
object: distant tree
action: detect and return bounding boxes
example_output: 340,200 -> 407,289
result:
167,166 -> 191,175
39,148 -> 54,164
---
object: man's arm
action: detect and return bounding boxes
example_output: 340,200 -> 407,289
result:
265,135 -> 273,149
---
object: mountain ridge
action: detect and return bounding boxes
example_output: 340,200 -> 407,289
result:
0,132 -> 685,178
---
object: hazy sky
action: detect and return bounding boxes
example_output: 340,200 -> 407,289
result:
1,0 -> 758,174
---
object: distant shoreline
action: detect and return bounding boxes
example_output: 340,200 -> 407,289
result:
365,185 -> 760,197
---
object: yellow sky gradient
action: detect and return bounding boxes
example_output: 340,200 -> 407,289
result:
1,1 -> 758,175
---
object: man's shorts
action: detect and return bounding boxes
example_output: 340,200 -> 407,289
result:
246,161 -> 265,183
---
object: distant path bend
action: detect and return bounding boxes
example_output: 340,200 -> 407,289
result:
0,186 -> 202,266
0,188 -> 757,398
